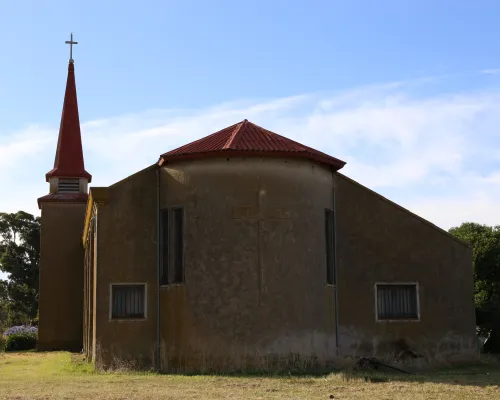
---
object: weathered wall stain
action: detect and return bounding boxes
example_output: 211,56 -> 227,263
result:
157,157 -> 336,370
335,173 -> 477,356
38,203 -> 86,351
83,157 -> 477,371
91,166 -> 157,368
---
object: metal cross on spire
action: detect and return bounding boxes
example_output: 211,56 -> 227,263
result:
65,33 -> 78,63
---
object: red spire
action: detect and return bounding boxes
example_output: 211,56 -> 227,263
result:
45,61 -> 91,182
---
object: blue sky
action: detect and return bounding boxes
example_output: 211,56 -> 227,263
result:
2,0 -> 500,127
2,1 -> 500,280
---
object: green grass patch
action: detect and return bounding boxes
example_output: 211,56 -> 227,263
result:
0,352 -> 500,399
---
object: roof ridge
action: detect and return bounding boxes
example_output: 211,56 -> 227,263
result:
159,121 -> 241,157
258,124 -> 305,148
244,121 -> 346,166
223,119 -> 247,149
267,128 -> 333,157
247,121 -> 329,157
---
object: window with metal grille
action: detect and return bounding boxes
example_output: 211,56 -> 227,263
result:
160,207 -> 184,285
111,284 -> 146,319
325,208 -> 335,285
376,284 -> 419,320
58,178 -> 80,193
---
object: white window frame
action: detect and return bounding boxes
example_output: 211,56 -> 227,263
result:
109,283 -> 147,321
374,282 -> 420,322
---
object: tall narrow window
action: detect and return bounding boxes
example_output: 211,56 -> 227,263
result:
111,284 -> 146,319
160,210 -> 169,285
325,208 -> 335,285
171,207 -> 184,283
160,207 -> 185,285
376,284 -> 419,320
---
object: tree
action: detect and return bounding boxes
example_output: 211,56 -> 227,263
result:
0,211 -> 40,327
0,280 -> 9,328
449,222 -> 500,353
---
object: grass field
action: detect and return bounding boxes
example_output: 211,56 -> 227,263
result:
0,352 -> 499,399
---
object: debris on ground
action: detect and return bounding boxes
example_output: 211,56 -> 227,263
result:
393,340 -> 424,361
353,357 -> 412,375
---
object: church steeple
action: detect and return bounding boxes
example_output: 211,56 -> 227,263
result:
37,34 -> 90,352
45,34 -> 91,184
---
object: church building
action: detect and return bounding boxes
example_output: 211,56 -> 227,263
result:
37,43 -> 478,372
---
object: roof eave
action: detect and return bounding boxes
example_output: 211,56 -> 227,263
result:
37,192 -> 89,209
158,150 -> 346,170
45,168 -> 93,183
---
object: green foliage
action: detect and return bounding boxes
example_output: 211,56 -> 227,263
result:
0,211 -> 40,327
3,332 -> 37,352
449,222 -> 500,353
0,283 -> 8,328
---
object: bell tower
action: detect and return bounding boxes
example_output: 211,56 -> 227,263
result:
37,34 -> 91,351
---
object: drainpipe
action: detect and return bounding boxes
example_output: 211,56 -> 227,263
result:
333,174 -> 340,356
93,206 -> 98,275
92,206 -> 98,363
155,166 -> 161,371
85,215 -> 96,359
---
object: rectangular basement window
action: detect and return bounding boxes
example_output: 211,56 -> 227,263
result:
110,284 -> 146,320
375,283 -> 419,321
58,178 -> 80,193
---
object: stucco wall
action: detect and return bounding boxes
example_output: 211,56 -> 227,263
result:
38,202 -> 86,351
89,157 -> 477,371
158,157 -> 337,371
93,167 -> 158,368
335,173 -> 477,357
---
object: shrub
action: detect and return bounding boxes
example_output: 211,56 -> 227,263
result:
4,325 -> 38,337
3,332 -> 37,351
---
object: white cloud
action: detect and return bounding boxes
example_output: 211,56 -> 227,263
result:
481,68 -> 500,75
407,192 -> 500,230
1,79 -> 500,234
0,126 -> 52,169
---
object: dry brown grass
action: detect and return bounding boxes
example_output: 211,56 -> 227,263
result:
0,351 -> 500,399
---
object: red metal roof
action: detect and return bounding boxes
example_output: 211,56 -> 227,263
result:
37,192 -> 88,208
158,119 -> 346,170
45,61 -> 92,182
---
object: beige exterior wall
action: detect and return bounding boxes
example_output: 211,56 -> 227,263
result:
158,157 -> 336,371
90,158 -> 337,371
92,167 -> 158,368
86,157 -> 477,371
38,202 -> 86,351
335,174 -> 477,356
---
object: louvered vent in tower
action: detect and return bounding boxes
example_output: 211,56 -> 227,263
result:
58,178 -> 80,193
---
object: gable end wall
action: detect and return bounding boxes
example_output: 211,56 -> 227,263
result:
335,173 -> 477,357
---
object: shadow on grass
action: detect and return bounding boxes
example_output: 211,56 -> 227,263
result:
58,352 -> 500,388
163,361 -> 500,388
334,362 -> 500,388
178,369 -> 336,378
